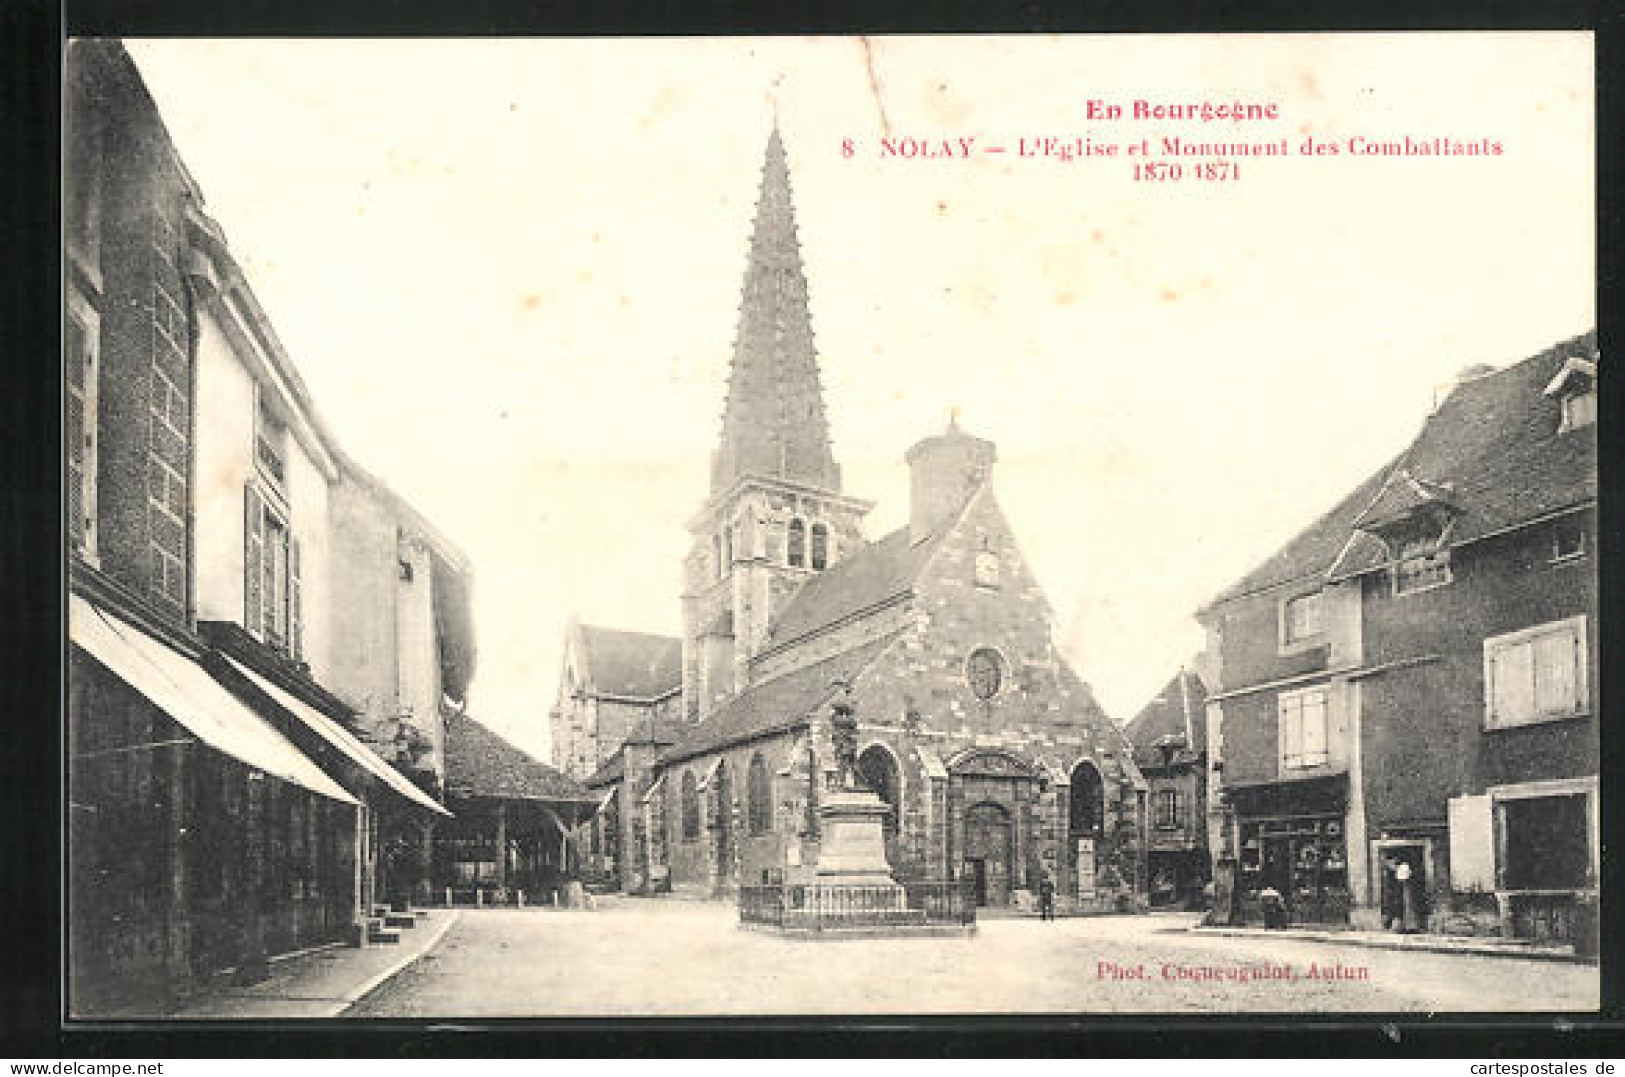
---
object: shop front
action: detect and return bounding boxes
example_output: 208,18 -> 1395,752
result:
1227,773 -> 1351,926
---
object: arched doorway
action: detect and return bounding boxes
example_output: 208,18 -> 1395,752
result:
1069,761 -> 1105,894
708,760 -> 735,894
963,801 -> 1014,906
857,744 -> 903,869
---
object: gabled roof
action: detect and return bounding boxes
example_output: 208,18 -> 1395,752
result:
1348,469 -> 1459,533
759,526 -> 943,651
1123,670 -> 1210,770
661,631 -> 904,766
577,625 -> 681,699
443,710 -> 595,803
1205,330 -> 1597,608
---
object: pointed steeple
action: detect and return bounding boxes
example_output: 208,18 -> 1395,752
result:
710,124 -> 842,495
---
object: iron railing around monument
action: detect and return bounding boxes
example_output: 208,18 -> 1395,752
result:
739,880 -> 976,929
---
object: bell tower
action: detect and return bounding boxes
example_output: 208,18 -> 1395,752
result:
680,122 -> 873,723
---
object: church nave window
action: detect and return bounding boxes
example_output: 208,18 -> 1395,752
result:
681,770 -> 701,841
810,522 -> 829,571
788,518 -> 806,568
747,753 -> 772,835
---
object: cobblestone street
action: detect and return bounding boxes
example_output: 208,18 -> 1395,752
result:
346,900 -> 1599,1017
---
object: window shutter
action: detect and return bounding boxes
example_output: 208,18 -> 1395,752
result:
1279,697 -> 1301,767
244,483 -> 265,637
1173,789 -> 1184,827
1303,693 -> 1329,763
1493,642 -> 1535,726
290,536 -> 303,661
1534,627 -> 1578,715
1447,794 -> 1495,891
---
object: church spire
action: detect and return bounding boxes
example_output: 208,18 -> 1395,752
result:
710,123 -> 842,495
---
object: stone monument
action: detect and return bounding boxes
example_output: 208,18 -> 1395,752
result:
810,682 -> 907,908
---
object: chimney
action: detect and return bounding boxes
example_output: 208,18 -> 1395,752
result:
905,417 -> 997,544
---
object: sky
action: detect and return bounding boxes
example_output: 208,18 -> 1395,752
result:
124,34 -> 1594,761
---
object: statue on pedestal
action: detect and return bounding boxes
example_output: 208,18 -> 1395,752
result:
830,679 -> 860,792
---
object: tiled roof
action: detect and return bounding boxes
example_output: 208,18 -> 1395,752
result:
1206,331 -> 1597,607
443,710 -> 595,803
578,625 -> 681,699
1123,670 -> 1209,770
761,526 -> 942,649
661,631 -> 904,766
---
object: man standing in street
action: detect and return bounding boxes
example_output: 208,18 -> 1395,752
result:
1039,871 -> 1056,921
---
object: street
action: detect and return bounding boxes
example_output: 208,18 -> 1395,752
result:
346,900 -> 1599,1016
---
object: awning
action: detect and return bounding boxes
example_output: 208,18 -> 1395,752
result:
222,656 -> 450,818
69,594 -> 357,806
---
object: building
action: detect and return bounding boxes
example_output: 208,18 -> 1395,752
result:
1123,667 -> 1210,909
1199,332 -> 1598,944
65,40 -> 475,1012
567,125 -> 1146,910
549,619 -> 681,783
436,708 -> 597,903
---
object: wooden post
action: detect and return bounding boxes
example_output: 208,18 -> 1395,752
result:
351,803 -> 366,945
419,817 -> 435,908
495,801 -> 508,893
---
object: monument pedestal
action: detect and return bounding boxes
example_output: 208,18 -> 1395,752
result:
810,790 -> 906,913
815,791 -> 895,882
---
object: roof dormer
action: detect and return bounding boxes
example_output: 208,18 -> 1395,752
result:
1544,354 -> 1597,433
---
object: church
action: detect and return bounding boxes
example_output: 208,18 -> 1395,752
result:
562,124 -> 1147,911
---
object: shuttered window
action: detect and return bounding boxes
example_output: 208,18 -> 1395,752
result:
66,314 -> 98,559
1279,687 -> 1330,770
244,484 -> 265,637
244,483 -> 302,660
1485,617 -> 1587,729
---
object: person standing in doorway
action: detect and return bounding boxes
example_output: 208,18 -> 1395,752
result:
1395,860 -> 1420,934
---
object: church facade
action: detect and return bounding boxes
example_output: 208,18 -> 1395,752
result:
568,126 -> 1146,910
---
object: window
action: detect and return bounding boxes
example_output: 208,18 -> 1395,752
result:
722,525 -> 733,574
1279,687 -> 1330,770
255,398 -> 288,490
787,518 -> 806,568
1501,794 -> 1590,890
747,753 -> 772,835
1484,617 -> 1587,729
974,548 -> 1000,588
1394,536 -> 1451,594
244,483 -> 302,659
65,312 -> 98,560
810,522 -> 829,571
1154,788 -> 1182,829
966,648 -> 1003,700
1281,592 -> 1323,647
1552,518 -> 1586,562
681,771 -> 700,841
1560,389 -> 1596,432
1068,761 -> 1104,836
856,745 -> 902,840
